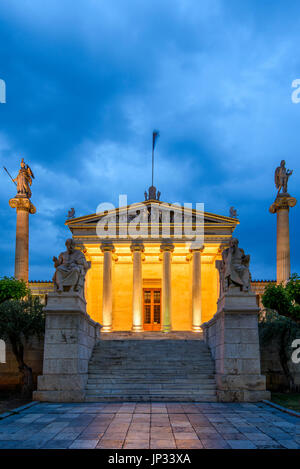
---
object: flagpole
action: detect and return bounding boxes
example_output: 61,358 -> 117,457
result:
152,145 -> 154,187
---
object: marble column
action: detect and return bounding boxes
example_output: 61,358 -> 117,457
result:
269,194 -> 297,284
100,242 -> 115,332
160,242 -> 174,333
191,246 -> 204,332
130,242 -> 144,332
9,196 -> 36,282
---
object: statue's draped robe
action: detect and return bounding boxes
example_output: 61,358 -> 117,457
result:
14,168 -> 32,197
53,249 -> 88,293
223,247 -> 250,290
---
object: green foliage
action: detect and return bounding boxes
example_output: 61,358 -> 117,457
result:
259,310 -> 300,391
0,276 -> 29,304
0,295 -> 45,343
262,274 -> 300,323
259,310 -> 300,346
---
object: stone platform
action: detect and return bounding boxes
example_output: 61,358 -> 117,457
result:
100,331 -> 204,340
0,402 -> 299,449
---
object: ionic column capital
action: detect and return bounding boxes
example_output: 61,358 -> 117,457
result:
189,244 -> 204,254
100,241 -> 115,253
160,241 -> 174,253
9,196 -> 36,214
269,195 -> 297,214
130,241 -> 145,253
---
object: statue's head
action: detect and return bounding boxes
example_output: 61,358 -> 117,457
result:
280,160 -> 285,167
230,237 -> 239,248
20,158 -> 25,169
65,238 -> 75,252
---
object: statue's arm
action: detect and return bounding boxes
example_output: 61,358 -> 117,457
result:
53,253 -> 63,268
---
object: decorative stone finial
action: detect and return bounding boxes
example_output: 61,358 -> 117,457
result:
144,185 -> 161,201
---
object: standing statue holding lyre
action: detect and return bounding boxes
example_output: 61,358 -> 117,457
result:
275,160 -> 293,195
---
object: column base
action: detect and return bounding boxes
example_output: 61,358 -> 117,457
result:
162,326 -> 171,333
131,325 -> 144,332
192,325 -> 202,333
101,326 -> 112,333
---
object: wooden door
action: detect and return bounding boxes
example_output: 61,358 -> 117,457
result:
143,288 -> 161,331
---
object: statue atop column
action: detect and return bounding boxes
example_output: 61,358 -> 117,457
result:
216,238 -> 251,294
270,160 -> 297,284
52,238 -> 90,299
275,160 -> 293,195
12,158 -> 35,198
8,158 -> 36,281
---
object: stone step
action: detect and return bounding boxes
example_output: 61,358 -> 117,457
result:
86,381 -> 215,391
85,395 -> 217,402
86,389 -> 216,396
87,377 -> 215,383
85,338 -> 217,402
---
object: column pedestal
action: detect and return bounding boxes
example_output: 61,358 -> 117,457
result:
9,196 -> 36,282
100,242 -> 114,332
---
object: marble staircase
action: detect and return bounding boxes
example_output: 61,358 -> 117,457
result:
85,332 -> 217,402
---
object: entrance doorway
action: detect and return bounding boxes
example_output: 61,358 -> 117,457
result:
143,288 -> 161,331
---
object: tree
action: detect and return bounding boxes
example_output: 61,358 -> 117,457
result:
262,274 -> 300,324
259,310 -> 300,391
0,276 -> 29,303
0,295 -> 45,397
260,274 -> 300,391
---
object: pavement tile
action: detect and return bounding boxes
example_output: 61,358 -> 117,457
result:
96,439 -> 123,449
176,439 -> 204,449
201,438 -> 230,449
69,439 -> 99,449
150,439 -> 176,449
227,440 -> 257,449
173,432 -> 199,440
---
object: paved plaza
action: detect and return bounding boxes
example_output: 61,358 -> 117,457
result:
0,402 -> 299,449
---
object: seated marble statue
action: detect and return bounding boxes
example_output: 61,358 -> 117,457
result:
219,238 -> 251,293
52,238 -> 90,298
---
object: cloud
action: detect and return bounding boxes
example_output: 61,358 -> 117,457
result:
0,0 -> 299,280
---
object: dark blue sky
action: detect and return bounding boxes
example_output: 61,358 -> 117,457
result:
0,0 -> 299,281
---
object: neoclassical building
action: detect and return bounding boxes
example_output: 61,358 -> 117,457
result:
59,187 -> 239,332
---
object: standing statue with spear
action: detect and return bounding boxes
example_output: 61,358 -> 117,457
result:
4,158 -> 35,199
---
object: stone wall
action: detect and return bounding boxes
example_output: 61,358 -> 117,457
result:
0,337 -> 44,392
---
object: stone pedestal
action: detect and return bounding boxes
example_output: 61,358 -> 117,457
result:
269,193 -> 297,284
9,196 -> 36,282
202,289 -> 270,402
33,292 -> 101,402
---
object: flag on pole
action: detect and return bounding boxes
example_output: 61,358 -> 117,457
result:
152,130 -> 160,152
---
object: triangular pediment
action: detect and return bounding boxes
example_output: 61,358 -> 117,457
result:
66,199 -> 239,228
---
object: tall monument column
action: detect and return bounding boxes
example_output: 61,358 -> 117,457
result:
160,241 -> 174,333
100,242 -> 115,332
191,246 -> 204,332
269,160 -> 297,284
131,242 -> 144,332
8,159 -> 36,282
